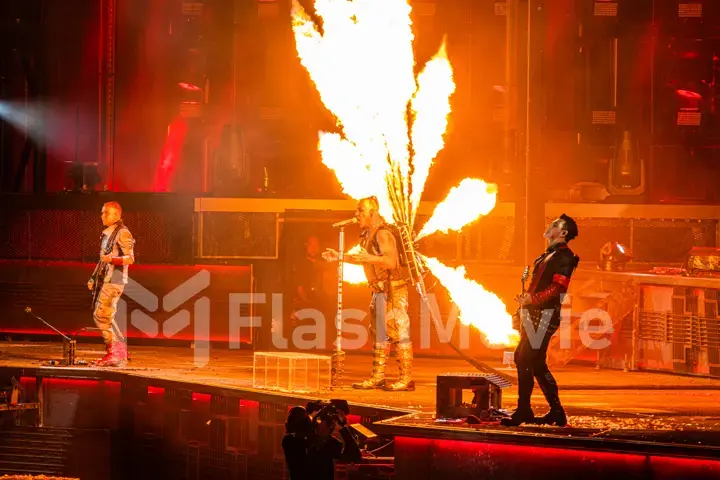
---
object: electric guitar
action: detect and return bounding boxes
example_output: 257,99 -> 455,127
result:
512,266 -> 530,331
89,226 -> 123,309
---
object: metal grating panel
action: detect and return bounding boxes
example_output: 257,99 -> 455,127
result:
82,210 -> 102,262
28,210 -> 84,261
181,1 -> 203,16
710,348 -> 720,364
0,206 -> 193,265
594,2 -> 618,16
200,212 -> 278,259
632,219 -> 716,263
0,209 -> 30,259
672,342 -> 685,361
678,3 -> 702,18
677,111 -> 702,125
592,110 -> 616,124
560,217 -> 717,265
122,211 -> 192,264
638,311 -> 667,341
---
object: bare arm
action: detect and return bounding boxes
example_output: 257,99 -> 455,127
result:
323,248 -> 363,264
110,229 -> 135,266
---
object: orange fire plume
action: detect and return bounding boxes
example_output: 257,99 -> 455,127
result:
292,0 -> 515,347
343,245 -> 368,285
423,256 -> 518,347
417,179 -> 498,240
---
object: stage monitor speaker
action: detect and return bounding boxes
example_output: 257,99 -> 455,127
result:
436,373 -> 511,420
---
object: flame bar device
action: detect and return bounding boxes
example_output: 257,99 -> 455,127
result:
396,223 -> 516,385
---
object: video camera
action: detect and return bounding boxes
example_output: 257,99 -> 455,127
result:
306,399 -> 350,428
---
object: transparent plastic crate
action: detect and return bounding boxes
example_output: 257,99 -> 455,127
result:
252,351 -> 331,394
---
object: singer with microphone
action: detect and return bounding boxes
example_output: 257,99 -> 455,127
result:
322,197 -> 415,392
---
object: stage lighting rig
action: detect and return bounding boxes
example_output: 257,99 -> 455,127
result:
598,241 -> 632,272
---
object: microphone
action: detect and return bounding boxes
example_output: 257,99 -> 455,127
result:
333,218 -> 358,228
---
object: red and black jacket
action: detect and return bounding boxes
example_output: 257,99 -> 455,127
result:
526,242 -> 580,321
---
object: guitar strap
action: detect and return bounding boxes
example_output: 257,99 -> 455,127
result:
91,222 -> 126,308
527,251 -> 556,295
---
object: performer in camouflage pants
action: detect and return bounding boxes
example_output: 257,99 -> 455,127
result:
88,201 -> 135,367
363,280 -> 412,391
323,197 -> 415,391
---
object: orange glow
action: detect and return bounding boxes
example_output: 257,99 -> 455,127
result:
343,245 -> 368,285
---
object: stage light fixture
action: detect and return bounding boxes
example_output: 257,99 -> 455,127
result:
64,161 -> 103,193
598,241 -> 632,271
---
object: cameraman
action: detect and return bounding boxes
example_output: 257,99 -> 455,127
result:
283,406 -> 313,480
283,404 -> 362,480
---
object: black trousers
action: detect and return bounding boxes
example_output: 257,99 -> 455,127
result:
513,321 -> 561,410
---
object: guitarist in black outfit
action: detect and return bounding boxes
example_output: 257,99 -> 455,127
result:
87,201 -> 135,367
502,214 -> 579,427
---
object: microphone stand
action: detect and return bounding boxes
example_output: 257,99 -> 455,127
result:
331,225 -> 346,388
24,307 -> 80,366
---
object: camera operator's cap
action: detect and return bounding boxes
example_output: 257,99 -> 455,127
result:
286,406 -> 310,433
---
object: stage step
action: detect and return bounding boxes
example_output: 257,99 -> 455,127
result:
0,427 -> 71,476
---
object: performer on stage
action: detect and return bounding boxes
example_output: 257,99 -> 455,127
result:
502,214 -> 579,427
322,196 -> 414,391
87,201 -> 135,367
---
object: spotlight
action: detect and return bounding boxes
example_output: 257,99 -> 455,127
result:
598,241 -> 632,271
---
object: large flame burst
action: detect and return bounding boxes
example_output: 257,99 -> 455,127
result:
291,0 -> 516,347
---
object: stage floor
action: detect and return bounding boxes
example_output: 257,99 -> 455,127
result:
2,341 -> 720,432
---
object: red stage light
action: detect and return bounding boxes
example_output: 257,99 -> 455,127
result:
44,378 -> 121,390
394,437 -> 720,479
177,82 -> 202,92
147,386 -> 165,396
676,89 -> 702,100
192,392 -> 211,403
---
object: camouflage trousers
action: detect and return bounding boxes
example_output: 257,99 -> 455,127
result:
353,283 -> 414,390
368,284 -> 410,346
93,283 -> 125,345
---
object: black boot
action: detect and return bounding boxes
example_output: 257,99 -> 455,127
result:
536,406 -> 567,427
500,406 -> 536,426
535,369 -> 567,427
503,345 -> 536,426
